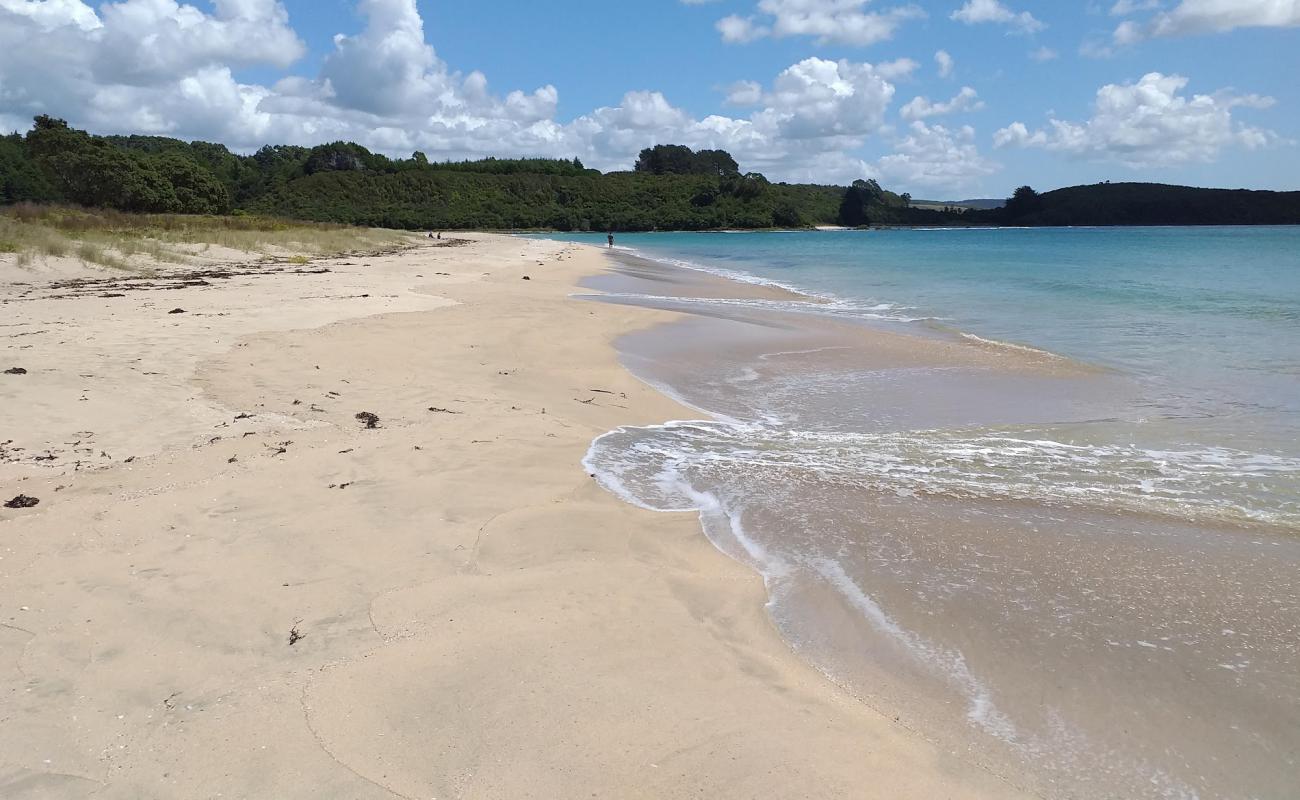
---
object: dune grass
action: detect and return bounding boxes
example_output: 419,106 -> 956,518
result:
0,204 -> 412,270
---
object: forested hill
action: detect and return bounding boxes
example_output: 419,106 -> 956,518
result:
970,183 -> 1300,227
3,117 -> 1297,230
1,118 -> 950,230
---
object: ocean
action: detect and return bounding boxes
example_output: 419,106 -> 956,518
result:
533,227 -> 1300,799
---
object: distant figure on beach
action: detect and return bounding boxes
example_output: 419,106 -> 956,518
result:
436,232 -> 442,240
607,232 -> 614,248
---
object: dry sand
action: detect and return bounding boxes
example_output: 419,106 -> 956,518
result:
0,234 -> 1028,798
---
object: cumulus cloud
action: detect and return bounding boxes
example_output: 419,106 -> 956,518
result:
0,0 -> 1009,192
0,0 -> 100,30
566,57 -> 905,183
725,80 -> 765,106
934,49 -> 954,77
1029,46 -> 1058,61
0,1 -> 942,184
951,0 -> 1045,33
876,121 -> 998,191
993,72 -> 1278,167
0,0 -> 559,158
0,0 -> 308,142
717,0 -> 926,46
717,14 -> 771,43
756,58 -> 898,138
875,57 -> 921,79
1113,0 -> 1300,42
94,0 -> 305,84
900,87 -> 984,120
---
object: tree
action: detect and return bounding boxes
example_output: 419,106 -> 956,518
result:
852,178 -> 884,202
1003,185 -> 1043,220
725,172 -> 769,200
0,134 -> 58,203
634,144 -> 696,175
61,147 -> 179,212
304,142 -> 371,174
634,144 -> 740,177
772,203 -> 804,228
26,118 -> 178,212
25,115 -> 85,163
838,183 -> 874,226
694,149 -> 740,178
154,153 -> 231,214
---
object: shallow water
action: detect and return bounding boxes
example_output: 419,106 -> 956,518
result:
536,229 -> 1300,798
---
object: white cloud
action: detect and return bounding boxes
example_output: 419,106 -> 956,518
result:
752,57 -> 899,139
717,14 -> 770,43
1112,19 -> 1145,44
725,80 -> 765,106
566,57 -> 903,183
951,0 -> 1045,33
0,1 -> 935,184
876,121 -> 998,191
97,0 -> 305,84
0,0 -> 306,140
1029,45 -> 1059,61
876,57 -> 921,79
0,0 -> 100,31
900,86 -> 984,120
1109,0 -> 1161,16
935,49 -> 954,77
0,0 -> 555,155
993,72 -> 1278,167
1113,0 -> 1300,42
717,0 -> 927,46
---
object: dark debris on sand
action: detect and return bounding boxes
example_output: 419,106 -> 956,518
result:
4,367 -> 27,375
355,411 -> 381,429
10,264 -> 334,303
4,494 -> 40,509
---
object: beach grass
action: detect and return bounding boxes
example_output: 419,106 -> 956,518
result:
0,204 -> 412,270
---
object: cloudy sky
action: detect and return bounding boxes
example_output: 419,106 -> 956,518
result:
1,0 -> 1296,197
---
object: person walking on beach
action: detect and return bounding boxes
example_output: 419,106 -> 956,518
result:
607,232 -> 615,248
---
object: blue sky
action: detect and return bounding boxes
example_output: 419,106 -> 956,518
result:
1,0 -> 1297,197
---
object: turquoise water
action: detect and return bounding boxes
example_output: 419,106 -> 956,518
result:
535,228 -> 1300,798
553,227 -> 1300,451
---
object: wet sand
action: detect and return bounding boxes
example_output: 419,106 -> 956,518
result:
0,236 -> 1025,798
583,249 -> 1300,798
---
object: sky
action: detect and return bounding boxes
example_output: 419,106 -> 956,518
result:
1,0 -> 1298,198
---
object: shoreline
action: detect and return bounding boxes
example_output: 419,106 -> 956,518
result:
0,234 -> 1023,797
574,234 -> 1300,799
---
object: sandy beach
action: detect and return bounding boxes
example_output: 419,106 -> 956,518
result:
0,234 -> 1026,798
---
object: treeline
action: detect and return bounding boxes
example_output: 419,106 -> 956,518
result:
0,116 -> 953,230
633,144 -> 741,178
972,184 -> 1300,226
249,169 -> 853,230
13,117 -> 1292,231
